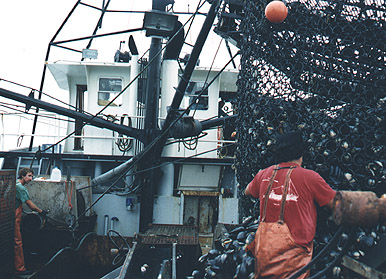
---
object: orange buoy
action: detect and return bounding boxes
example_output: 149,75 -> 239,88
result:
265,1 -> 288,23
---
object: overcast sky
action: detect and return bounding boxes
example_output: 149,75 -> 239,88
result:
1,1 -> 78,91
0,0 -> 236,92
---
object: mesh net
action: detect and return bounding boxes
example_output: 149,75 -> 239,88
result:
236,0 -> 385,210
235,0 -> 385,273
0,170 -> 16,276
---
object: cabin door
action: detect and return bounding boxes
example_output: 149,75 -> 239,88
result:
183,195 -> 218,233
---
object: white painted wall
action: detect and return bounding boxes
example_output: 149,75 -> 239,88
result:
218,196 -> 239,224
83,64 -> 136,155
92,193 -> 140,237
153,196 -> 181,225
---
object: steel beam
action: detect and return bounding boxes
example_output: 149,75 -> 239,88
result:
0,87 -> 146,142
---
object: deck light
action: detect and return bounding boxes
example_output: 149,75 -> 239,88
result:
143,10 -> 178,38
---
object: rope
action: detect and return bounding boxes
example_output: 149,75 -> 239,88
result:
65,180 -> 74,210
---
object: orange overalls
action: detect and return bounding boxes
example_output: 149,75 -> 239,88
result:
14,205 -> 26,273
247,166 -> 313,279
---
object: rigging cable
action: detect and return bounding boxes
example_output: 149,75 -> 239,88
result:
32,232 -> 96,276
76,141 -> 236,196
177,0 -> 206,72
29,0 -> 210,155
107,229 -> 130,266
1,0 -> 215,159
182,37 -> 227,150
289,227 -> 356,279
76,50 -> 238,197
77,145 -> 237,201
0,102 -> 75,124
73,51 -> 239,205
7,3 -> 237,229
138,0 -> 206,63
116,114 -> 133,152
0,78 -> 91,115
191,37 -> 223,118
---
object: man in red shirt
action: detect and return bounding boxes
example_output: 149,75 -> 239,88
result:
245,131 -> 336,279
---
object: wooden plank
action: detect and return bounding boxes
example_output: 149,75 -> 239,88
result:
182,190 -> 219,196
341,255 -> 386,279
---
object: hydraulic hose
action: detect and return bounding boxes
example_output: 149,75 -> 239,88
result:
289,226 -> 356,279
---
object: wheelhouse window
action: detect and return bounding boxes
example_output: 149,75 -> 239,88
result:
185,81 -> 208,110
98,77 -> 123,107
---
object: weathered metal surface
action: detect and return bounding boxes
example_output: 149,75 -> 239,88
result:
183,195 -> 217,234
77,234 -> 132,267
198,196 -> 215,233
35,175 -> 92,216
183,196 -> 199,228
68,176 -> 92,216
28,233 -> 130,278
0,170 -> 16,277
119,242 -> 172,279
141,224 -> 198,245
100,266 -> 122,279
379,197 -> 386,222
25,179 -> 78,227
341,255 -> 386,279
118,242 -> 137,279
333,191 -> 385,227
92,193 -> 140,237
159,259 -> 172,279
198,234 -> 213,255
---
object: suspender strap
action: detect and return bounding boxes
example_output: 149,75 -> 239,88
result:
261,165 -> 279,222
278,166 -> 296,224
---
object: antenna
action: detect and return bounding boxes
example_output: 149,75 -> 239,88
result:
119,40 -> 125,51
128,35 -> 138,55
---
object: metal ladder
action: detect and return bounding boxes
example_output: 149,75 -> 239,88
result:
16,156 -> 43,176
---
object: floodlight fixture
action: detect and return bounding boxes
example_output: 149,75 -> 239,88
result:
143,10 -> 178,38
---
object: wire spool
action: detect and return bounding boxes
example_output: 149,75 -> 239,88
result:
21,212 -> 45,232
116,114 -> 133,152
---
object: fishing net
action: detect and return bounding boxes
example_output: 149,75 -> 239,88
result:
235,0 -> 385,213
0,171 -> 16,277
232,0 -> 385,275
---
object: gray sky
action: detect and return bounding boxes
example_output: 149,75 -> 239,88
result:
0,1 -> 77,90
0,0 -> 235,91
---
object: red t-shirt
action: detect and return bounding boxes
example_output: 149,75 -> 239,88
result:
247,162 -> 336,247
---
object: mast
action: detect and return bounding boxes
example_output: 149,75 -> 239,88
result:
139,0 -> 220,231
139,0 -> 172,232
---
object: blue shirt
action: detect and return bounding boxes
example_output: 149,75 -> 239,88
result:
15,181 -> 30,209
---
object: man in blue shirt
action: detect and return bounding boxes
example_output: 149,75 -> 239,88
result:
15,168 -> 45,276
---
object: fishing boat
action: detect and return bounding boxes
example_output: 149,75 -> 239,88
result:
0,1 -> 241,278
1,0 -> 385,278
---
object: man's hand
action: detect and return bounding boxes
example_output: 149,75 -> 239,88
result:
40,209 -> 50,216
325,193 -> 337,211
